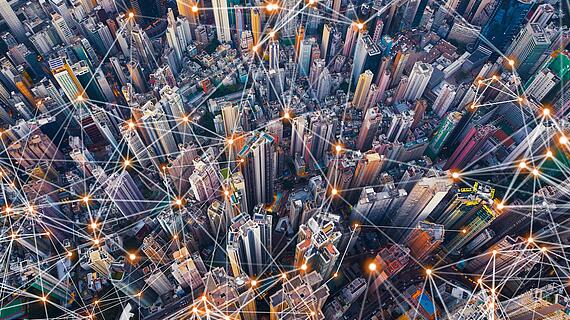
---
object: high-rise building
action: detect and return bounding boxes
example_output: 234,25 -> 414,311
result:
352,33 -> 381,83
49,57 -> 86,102
270,271 -> 330,319
351,185 -> 407,224
507,23 -> 551,79
390,173 -> 452,234
321,23 -> 333,62
443,125 -> 497,170
356,107 -> 382,151
269,39 -> 280,70
298,39 -> 314,76
103,170 -> 146,219
238,131 -> 275,211
352,70 -> 374,109
171,247 -> 205,291
295,216 -> 341,280
0,0 -> 27,42
428,111 -> 462,157
250,8 -> 262,45
437,182 -> 498,254
227,210 -> 272,277
403,61 -> 433,101
405,221 -> 444,260
480,0 -> 533,51
433,83 -> 457,117
212,0 -> 231,42
189,149 -> 221,202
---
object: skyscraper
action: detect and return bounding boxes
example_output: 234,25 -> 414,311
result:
212,0 -> 231,42
443,125 -> 497,170
356,107 -> 382,151
405,221 -> 444,260
507,23 -> 551,79
298,39 -> 314,76
390,173 -> 452,234
238,131 -> 275,210
269,39 -> 280,70
227,210 -> 272,277
403,61 -> 433,101
352,70 -> 374,109
250,8 -> 262,45
103,170 -> 146,219
295,216 -> 341,280
352,33 -> 381,83
428,111 -> 462,157
0,0 -> 27,42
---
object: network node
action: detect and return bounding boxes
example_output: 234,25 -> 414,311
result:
191,5 -> 199,13
335,144 -> 343,153
462,229 -> 467,234
192,307 -> 199,313
477,278 -> 482,284
123,159 -> 131,167
93,238 -> 100,245
333,272 -> 338,278
559,136 -> 568,145
508,59 -> 515,66
67,251 -> 73,257
266,3 -> 279,11
90,222 -> 97,229
252,45 -> 259,52
227,138 -> 234,145
175,198 -> 183,206
518,161 -> 527,169
532,168 -> 540,177
129,253 -> 136,261
331,188 -> 338,195
543,108 -> 550,116
40,296 -> 47,302
83,195 -> 90,203
497,202 -> 505,210
492,250 -> 497,255
301,263 -> 308,271
310,311 -> 316,316
224,190 -> 230,196
182,115 -> 190,122
528,237 -> 534,243
128,121 -> 136,129
546,150 -> 554,158
451,171 -> 460,179
201,295 -> 207,302
368,262 -> 377,272
425,268 -> 432,276
128,12 -> 134,18
250,279 -> 257,286
541,247 -> 547,252
76,95 -> 84,102
281,273 -> 287,279
283,111 -> 290,119
94,300 -> 99,305
356,22 -> 364,30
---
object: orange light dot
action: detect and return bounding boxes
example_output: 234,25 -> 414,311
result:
368,262 -> 377,271
560,136 -> 569,145
250,279 -> 257,286
90,222 -> 97,229
356,23 -> 364,30
462,229 -> 467,234
129,253 -> 136,261
93,239 -> 100,245
426,268 -> 432,276
543,108 -> 550,116
301,263 -> 308,271
191,5 -> 198,12
451,171 -> 460,179
128,12 -> 134,18
331,188 -> 338,195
